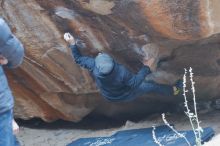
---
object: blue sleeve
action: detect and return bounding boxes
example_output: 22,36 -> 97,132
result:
123,66 -> 151,88
0,18 -> 24,68
5,36 -> 24,68
0,18 -> 11,45
70,44 -> 95,71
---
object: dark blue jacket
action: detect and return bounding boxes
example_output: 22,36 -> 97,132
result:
70,45 -> 151,101
0,18 -> 24,113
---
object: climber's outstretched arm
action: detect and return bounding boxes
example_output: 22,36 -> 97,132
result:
64,33 -> 95,71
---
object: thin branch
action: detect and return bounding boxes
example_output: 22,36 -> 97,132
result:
162,113 -> 191,146
183,68 -> 197,139
152,126 -> 164,146
189,67 -> 203,145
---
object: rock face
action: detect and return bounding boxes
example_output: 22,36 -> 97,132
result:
0,0 -> 220,122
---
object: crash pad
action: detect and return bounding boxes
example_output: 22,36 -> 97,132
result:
67,125 -> 214,146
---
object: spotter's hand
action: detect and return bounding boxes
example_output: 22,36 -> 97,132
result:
0,55 -> 8,65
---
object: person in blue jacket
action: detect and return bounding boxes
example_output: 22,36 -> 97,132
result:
64,33 -> 182,102
0,18 -> 24,146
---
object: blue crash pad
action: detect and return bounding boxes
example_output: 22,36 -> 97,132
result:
67,125 -> 214,146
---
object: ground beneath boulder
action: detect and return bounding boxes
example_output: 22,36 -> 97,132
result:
17,109 -> 220,146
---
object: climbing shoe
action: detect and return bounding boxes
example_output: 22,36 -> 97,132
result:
174,79 -> 183,96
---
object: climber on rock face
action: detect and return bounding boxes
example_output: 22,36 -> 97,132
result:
0,18 -> 24,146
64,32 -> 182,102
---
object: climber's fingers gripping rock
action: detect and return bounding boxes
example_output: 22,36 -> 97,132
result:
64,32 -> 76,45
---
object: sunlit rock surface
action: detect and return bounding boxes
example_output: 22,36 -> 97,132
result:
0,0 -> 220,122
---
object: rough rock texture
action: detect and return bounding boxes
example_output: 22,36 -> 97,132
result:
0,0 -> 220,122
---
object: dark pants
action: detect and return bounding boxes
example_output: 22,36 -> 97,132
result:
128,81 -> 174,101
0,109 -> 20,146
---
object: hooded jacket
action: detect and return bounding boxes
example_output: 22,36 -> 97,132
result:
70,44 -> 151,101
0,18 -> 24,113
